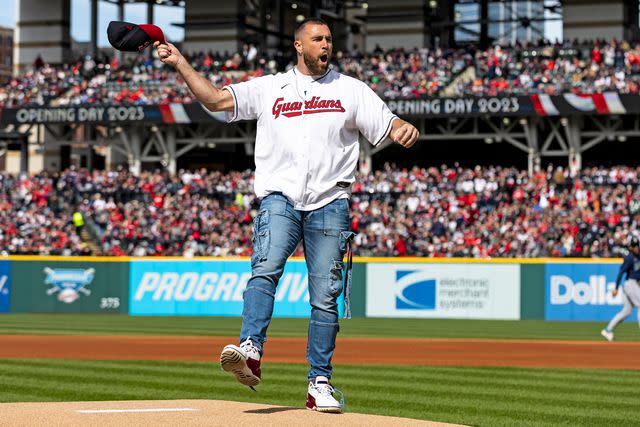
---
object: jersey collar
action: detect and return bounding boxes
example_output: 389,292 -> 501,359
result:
292,66 -> 332,83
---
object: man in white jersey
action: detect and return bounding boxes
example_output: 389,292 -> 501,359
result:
155,18 -> 419,413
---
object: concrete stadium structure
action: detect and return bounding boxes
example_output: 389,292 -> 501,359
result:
3,0 -> 640,175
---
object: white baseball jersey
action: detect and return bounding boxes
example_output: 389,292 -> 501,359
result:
224,67 -> 398,211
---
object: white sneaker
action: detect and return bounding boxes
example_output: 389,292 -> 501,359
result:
306,376 -> 343,413
601,329 -> 614,342
220,338 -> 261,387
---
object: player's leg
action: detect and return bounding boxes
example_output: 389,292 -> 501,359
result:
602,281 -> 636,341
240,193 -> 302,346
221,193 -> 302,386
623,279 -> 640,306
620,279 -> 640,329
302,197 -> 353,412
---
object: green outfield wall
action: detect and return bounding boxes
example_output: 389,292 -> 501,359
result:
349,262 -> 367,318
520,264 -> 545,320
10,258 -> 129,314
1,257 -> 623,320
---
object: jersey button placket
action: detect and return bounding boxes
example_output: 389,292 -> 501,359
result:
299,103 -> 311,205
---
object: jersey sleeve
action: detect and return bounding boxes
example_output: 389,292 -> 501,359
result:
223,75 -> 271,122
615,255 -> 632,288
354,81 -> 398,146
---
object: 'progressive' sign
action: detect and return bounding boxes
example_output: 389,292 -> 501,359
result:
129,259 -> 342,317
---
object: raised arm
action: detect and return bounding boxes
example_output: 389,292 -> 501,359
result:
614,256 -> 631,295
154,41 -> 234,112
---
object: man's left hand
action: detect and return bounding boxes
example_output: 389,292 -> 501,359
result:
389,120 -> 419,148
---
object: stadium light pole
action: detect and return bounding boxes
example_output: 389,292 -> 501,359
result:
147,0 -> 154,25
260,0 -> 268,51
118,0 -> 125,64
19,135 -> 28,175
91,0 -> 98,59
146,0 -> 154,59
479,0 -> 488,49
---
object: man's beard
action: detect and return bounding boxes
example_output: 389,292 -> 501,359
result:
303,51 -> 329,75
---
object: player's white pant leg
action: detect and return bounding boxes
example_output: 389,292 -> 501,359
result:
606,291 -> 634,332
623,279 -> 640,306
620,279 -> 640,329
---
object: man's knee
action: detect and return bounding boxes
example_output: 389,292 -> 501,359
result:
309,274 -> 341,313
244,282 -> 275,299
621,306 -> 634,317
251,243 -> 291,281
309,318 -> 339,331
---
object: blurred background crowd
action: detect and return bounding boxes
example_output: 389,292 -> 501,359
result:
3,39 -> 640,107
1,164 -> 638,258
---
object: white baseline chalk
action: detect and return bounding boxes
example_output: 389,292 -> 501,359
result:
78,408 -> 197,414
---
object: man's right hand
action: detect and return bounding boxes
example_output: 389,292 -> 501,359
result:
612,288 -> 619,297
154,41 -> 184,68
152,40 -> 233,112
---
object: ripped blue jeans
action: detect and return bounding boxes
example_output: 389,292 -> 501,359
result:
240,192 -> 354,379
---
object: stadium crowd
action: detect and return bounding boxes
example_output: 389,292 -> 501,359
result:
1,165 -> 638,258
3,39 -> 640,107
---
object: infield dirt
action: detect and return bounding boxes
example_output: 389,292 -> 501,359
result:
0,335 -> 637,369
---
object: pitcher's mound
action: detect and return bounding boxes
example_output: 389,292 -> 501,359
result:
0,399 -> 464,426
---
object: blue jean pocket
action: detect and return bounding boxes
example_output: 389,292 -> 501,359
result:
323,199 -> 350,237
252,209 -> 270,263
328,260 -> 344,297
339,231 -> 355,252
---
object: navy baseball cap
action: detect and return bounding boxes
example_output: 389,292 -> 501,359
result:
107,21 -> 166,52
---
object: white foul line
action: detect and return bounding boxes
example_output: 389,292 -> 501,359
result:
78,408 -> 198,414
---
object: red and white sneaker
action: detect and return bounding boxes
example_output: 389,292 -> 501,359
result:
306,376 -> 344,413
220,338 -> 261,387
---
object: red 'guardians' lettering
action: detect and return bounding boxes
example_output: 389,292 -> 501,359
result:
272,97 -> 345,119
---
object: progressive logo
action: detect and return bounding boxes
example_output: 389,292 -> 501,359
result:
133,271 -> 309,302
395,270 -> 436,310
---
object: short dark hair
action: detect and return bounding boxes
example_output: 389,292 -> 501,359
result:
294,18 -> 329,40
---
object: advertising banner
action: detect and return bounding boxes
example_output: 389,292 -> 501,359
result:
0,92 -> 636,124
0,104 -> 227,125
10,260 -> 129,313
544,263 -> 627,321
129,259 -> 343,317
0,260 -> 10,313
366,263 -> 520,319
387,92 -> 631,118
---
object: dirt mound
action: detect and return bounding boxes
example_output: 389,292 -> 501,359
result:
0,399 -> 463,426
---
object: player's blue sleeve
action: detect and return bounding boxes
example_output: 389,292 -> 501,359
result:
615,256 -> 632,289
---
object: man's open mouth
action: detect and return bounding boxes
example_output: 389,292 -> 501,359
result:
319,54 -> 328,63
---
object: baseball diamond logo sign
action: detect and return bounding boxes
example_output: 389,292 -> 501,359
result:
44,268 -> 95,304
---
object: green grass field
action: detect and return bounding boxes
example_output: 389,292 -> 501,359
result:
1,314 -> 639,426
0,359 -> 638,426
1,313 -> 639,341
